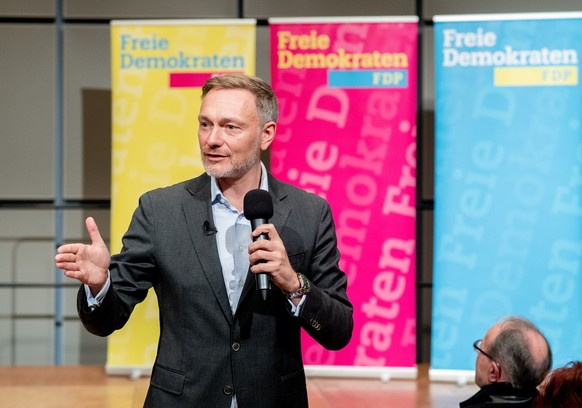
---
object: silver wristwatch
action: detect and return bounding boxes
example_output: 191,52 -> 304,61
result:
285,273 -> 311,299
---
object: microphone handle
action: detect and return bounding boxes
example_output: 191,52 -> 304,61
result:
251,218 -> 269,241
250,218 -> 271,300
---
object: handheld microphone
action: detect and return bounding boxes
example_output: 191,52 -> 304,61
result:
243,189 -> 274,301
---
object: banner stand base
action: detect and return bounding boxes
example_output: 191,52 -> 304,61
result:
106,365 -> 152,380
429,368 -> 475,386
305,365 -> 417,382
105,365 -> 418,382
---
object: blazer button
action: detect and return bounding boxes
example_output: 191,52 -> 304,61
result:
223,385 -> 234,395
232,342 -> 240,351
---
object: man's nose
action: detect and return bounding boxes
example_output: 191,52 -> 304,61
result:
206,127 -> 224,146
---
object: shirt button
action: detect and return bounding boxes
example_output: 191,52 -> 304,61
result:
239,246 -> 244,253
232,342 -> 241,351
223,385 -> 234,395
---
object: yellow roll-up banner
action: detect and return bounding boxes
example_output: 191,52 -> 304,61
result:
109,19 -> 256,375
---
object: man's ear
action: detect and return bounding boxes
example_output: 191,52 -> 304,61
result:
260,121 -> 276,150
487,361 -> 501,383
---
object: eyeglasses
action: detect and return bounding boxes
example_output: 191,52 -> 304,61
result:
473,339 -> 502,375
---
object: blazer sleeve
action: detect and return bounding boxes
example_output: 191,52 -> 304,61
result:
78,192 -> 157,337
295,198 -> 354,350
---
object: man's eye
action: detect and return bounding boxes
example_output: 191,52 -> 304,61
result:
226,124 -> 237,130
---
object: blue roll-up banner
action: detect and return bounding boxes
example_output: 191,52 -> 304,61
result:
431,12 -> 582,381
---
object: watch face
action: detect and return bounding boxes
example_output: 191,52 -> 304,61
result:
299,274 -> 310,294
286,274 -> 310,299
305,276 -> 310,288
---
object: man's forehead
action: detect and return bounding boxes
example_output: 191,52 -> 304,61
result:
201,88 -> 254,107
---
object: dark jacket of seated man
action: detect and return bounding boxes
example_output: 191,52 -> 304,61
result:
460,382 -> 537,407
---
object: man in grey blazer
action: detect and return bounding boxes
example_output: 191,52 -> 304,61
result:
55,74 -> 353,407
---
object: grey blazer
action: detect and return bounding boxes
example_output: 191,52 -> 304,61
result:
78,173 -> 353,408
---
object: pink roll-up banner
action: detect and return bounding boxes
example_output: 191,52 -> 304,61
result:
270,16 -> 418,379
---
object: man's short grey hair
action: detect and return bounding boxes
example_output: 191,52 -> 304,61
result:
201,73 -> 279,126
489,316 -> 552,390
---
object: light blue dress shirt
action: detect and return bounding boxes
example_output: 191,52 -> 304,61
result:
209,164 -> 268,313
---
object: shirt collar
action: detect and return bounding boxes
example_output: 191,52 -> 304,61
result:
210,162 -> 269,204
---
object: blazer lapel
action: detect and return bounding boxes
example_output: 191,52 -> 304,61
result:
182,177 -> 233,324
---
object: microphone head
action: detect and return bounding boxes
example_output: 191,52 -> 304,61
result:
243,189 -> 274,220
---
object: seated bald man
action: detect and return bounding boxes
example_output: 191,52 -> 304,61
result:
460,316 -> 552,408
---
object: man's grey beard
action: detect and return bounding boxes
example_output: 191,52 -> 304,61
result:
203,134 -> 263,179
203,151 -> 260,179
